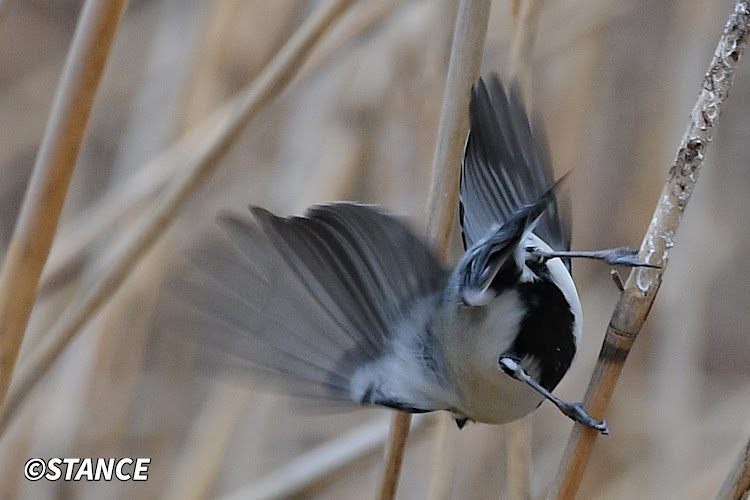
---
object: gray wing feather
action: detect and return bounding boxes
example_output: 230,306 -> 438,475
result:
460,174 -> 568,297
161,203 -> 447,403
460,74 -> 571,260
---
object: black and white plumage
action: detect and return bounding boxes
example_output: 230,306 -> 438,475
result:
165,75 -> 620,432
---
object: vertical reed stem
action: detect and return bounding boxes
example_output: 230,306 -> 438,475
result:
378,1 -> 492,499
716,435 -> 750,500
0,0 -> 354,438
547,3 -> 750,497
0,0 -> 127,406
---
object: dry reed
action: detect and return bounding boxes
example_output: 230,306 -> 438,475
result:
0,0 -> 355,438
548,2 -> 750,497
716,434 -> 750,500
504,2 -> 542,498
38,0 -> 402,296
0,0 -> 126,406
3,2 -> 750,498
378,1 -> 492,499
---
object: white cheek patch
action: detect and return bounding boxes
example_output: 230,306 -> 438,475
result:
524,234 -> 583,346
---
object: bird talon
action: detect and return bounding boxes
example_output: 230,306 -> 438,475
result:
603,247 -> 660,269
561,403 -> 609,435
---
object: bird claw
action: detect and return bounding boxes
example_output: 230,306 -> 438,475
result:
498,357 -> 611,435
601,247 -> 659,268
560,402 -> 609,435
525,246 -> 660,269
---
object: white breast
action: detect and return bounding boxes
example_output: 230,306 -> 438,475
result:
439,233 -> 583,424
437,289 -> 541,423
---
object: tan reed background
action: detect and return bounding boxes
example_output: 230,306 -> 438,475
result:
0,1 -> 749,498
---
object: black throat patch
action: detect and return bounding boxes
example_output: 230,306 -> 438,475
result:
508,261 -> 577,391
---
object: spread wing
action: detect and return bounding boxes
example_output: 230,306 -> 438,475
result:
159,203 -> 447,403
460,74 -> 571,267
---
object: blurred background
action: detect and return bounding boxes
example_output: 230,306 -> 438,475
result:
0,0 -> 749,498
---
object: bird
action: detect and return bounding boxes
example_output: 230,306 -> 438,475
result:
164,74 -> 651,434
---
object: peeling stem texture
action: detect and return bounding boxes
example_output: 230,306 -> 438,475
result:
547,2 -> 750,498
378,1 -> 491,499
716,435 -> 750,500
0,0 -> 354,438
0,0 -> 127,407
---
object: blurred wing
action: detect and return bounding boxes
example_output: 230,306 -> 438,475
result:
160,203 -> 447,403
459,175 -> 568,303
460,74 -> 571,262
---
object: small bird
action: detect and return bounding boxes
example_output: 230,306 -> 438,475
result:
166,74 -> 650,434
